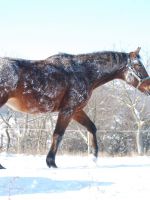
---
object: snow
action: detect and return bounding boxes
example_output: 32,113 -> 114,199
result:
0,153 -> 150,200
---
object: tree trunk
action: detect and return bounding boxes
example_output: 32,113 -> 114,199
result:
136,123 -> 144,155
6,128 -> 10,152
87,131 -> 90,155
0,134 -> 3,149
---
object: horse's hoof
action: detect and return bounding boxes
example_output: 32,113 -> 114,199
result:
46,157 -> 58,168
0,164 -> 5,169
89,154 -> 97,162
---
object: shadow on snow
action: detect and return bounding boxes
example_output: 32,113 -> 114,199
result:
0,177 -> 113,196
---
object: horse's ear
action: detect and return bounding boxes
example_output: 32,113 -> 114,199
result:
135,47 -> 141,55
129,47 -> 141,59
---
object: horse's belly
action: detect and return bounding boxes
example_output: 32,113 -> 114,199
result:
6,97 -> 59,114
6,98 -> 27,113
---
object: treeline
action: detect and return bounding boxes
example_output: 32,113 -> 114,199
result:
0,80 -> 150,156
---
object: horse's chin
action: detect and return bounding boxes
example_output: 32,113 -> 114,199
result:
138,81 -> 150,96
144,90 -> 150,96
138,88 -> 150,96
140,87 -> 150,96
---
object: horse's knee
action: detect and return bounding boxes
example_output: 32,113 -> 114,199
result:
51,134 -> 63,150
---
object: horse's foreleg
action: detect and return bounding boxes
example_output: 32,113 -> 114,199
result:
46,110 -> 73,168
73,110 -> 98,158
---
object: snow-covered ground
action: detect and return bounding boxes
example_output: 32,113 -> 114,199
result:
0,153 -> 150,200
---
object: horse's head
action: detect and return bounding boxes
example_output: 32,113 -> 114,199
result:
123,47 -> 150,95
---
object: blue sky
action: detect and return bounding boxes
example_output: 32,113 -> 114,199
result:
0,0 -> 150,60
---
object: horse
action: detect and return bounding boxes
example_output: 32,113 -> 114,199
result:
0,47 -> 150,169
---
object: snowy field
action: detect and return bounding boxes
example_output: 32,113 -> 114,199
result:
0,153 -> 150,200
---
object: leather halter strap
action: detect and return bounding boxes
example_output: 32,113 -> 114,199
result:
126,58 -> 150,88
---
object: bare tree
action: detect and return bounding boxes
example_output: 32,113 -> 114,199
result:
116,82 -> 150,154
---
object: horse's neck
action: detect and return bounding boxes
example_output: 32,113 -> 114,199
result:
87,52 -> 128,89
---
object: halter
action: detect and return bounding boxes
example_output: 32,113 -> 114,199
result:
126,58 -> 150,88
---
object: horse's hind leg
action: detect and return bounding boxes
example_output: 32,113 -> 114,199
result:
46,109 -> 73,168
0,164 -> 5,169
0,94 -> 9,169
73,110 -> 98,158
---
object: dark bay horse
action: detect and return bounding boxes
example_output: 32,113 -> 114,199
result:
0,47 -> 150,169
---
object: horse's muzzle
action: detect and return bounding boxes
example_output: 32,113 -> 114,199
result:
138,79 -> 150,96
144,90 -> 150,96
